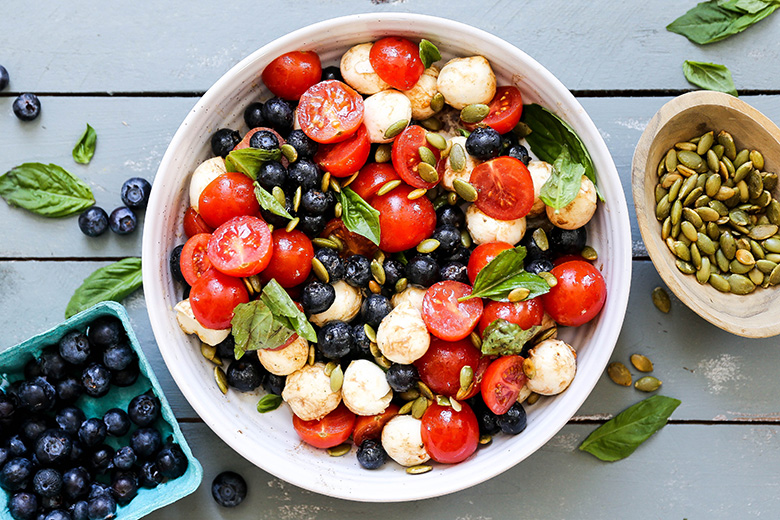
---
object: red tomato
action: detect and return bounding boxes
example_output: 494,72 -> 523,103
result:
352,404 -> 400,447
541,260 -> 606,327
471,157 -> 534,221
313,124 -> 371,177
370,184 -> 436,253
206,216 -> 273,278
349,163 -> 400,201
480,355 -> 527,415
391,125 -> 441,189
467,242 -> 514,284
368,37 -> 425,91
422,281 -> 483,341
261,51 -> 322,100
478,299 -> 545,335
189,270 -> 249,329
465,86 -> 523,134
553,254 -> 590,267
183,207 -> 213,238
420,402 -> 479,464
292,404 -> 356,449
233,127 -> 286,152
298,80 -> 364,144
198,172 -> 261,229
180,233 -> 214,286
320,219 -> 379,258
258,229 -> 314,287
414,336 -> 482,397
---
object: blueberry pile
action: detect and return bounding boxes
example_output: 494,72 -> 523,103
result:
78,178 -> 151,237
0,316 -> 188,520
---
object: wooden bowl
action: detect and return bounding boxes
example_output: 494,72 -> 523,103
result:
633,90 -> 780,338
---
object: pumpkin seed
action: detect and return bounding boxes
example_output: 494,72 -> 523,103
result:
460,229 -> 472,248
718,160 -> 729,180
459,365 -> 475,395
661,174 -> 681,189
280,143 -> 298,163
730,259 -> 752,274
508,287 -> 530,302
749,224 -> 778,240
770,264 -> 780,285
763,172 -> 778,191
435,395 -> 451,407
681,221 -> 698,242
734,149 -> 750,169
285,217 -> 300,233
656,195 -> 671,221
329,365 -> 344,392
691,243 -> 702,269
747,171 -> 763,199
718,131 -> 737,160
749,268 -> 764,285
406,464 -> 432,475
272,185 -> 286,206
453,178 -> 478,202
581,246 -> 598,261
398,400 -> 414,415
327,444 -> 351,457
679,174 -> 698,201
668,178 -> 682,201
334,201 -> 343,218
526,392 -> 541,405
201,343 -> 218,362
683,187 -> 704,207
417,162 -> 439,183
756,259 -> 777,274
709,272 -> 730,292
635,376 -> 662,392
407,188 -> 428,201
729,273 -> 756,294
512,120 -> 533,138
697,131 -> 714,155
384,119 -> 409,139
449,143 -> 467,172
361,324 -> 377,344
678,164 -> 697,177
214,366 -> 228,394
532,228 -> 549,251
426,132 -> 447,150
368,341 -> 381,359
697,256 -> 711,284
736,249 -> 755,266
540,271 -> 558,287
767,253 -> 780,263
311,257 -> 330,283
430,92 -> 445,113
763,237 -> 780,253
369,259 -> 386,286
676,259 -> 696,274
469,331 -> 482,350
665,149 -> 678,172
419,146 -> 437,166
706,149 -> 720,173
711,143 -> 724,159
631,354 -> 654,373
395,277 -> 408,293
694,206 -> 717,224
651,287 -> 671,313
678,150 -> 704,170
532,326 -> 558,344
411,396 -> 429,419
450,397 -> 462,412
768,201 -> 780,225
673,241 -> 691,261
341,171 -> 360,189
750,239 -> 765,260
719,232 -> 736,259
460,103 -> 490,123
418,381 -> 435,400
705,174 -> 722,198
312,237 -> 339,250
324,361 -> 338,377
417,238 -> 441,254
671,199 -> 682,226
375,143 -> 392,163
748,150 -> 764,170
522,358 -> 536,380
707,222 -> 720,241
479,434 -> 493,446
377,179 -> 402,196
676,141 -> 698,151
607,362 -> 632,386
448,191 -> 459,206
292,185 -> 302,213
329,177 -> 342,194
722,155 -> 736,177
671,222 -> 681,239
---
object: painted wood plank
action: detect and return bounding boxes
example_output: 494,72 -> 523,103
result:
0,1 -> 778,94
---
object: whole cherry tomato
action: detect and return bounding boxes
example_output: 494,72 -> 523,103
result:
198,172 -> 260,229
467,242 -> 514,284
189,269 -> 249,330
414,336 -> 482,397
370,184 -> 436,253
421,402 -> 479,464
478,299 -> 545,335
262,50 -> 322,100
368,37 -> 425,91
541,260 -> 606,327
259,229 -> 314,287
352,404 -> 400,447
292,404 -> 356,449
183,207 -> 213,238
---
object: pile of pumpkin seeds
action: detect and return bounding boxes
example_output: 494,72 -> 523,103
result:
655,130 -> 780,294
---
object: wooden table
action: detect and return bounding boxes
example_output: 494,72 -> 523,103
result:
2,1 -> 780,517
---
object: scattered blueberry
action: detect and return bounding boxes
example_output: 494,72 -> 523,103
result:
432,225 -> 461,254
12,93 -> 41,121
313,248 -> 344,282
86,494 -> 116,520
214,334 -> 236,360
78,418 -> 107,448
127,393 -> 160,426
0,65 -> 8,91
285,129 -> 318,159
437,204 -> 466,228
405,254 -> 440,287
261,97 -> 294,134
33,468 -> 62,498
130,427 -> 162,460
211,471 -> 247,508
210,128 -> 240,158
320,65 -> 342,82
120,177 -> 152,209
507,144 -> 531,165
256,161 -> 287,191
102,408 -> 131,437
81,364 -> 111,398
226,358 -> 264,392
356,439 -> 387,470
108,206 -> 137,235
382,258 -> 404,288
263,374 -> 285,396
8,491 -> 38,520
113,445 -> 136,470
440,262 -> 469,284
169,244 -> 186,284
156,443 -> 188,479
287,158 -> 322,191
77,207 -> 109,237
549,226 -> 587,256
102,341 -> 134,371
360,293 -> 392,330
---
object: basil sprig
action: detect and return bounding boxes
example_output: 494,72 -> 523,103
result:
539,145 -> 586,210
0,163 -> 95,217
667,0 -> 779,44
418,39 -> 441,69
72,124 -> 97,164
65,258 -> 143,318
682,60 -> 739,96
460,246 -> 550,302
253,182 -> 292,220
230,300 -> 295,360
481,319 -> 540,356
256,394 -> 283,413
337,188 -> 381,246
225,148 -> 282,180
260,279 -> 317,343
579,395 -> 682,461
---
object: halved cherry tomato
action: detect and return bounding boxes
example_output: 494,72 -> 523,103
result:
390,125 -> 441,189
183,207 -> 214,238
292,404 -> 356,449
467,242 -> 514,284
233,127 -> 286,151
480,355 -> 527,415
422,281 -> 483,341
368,37 -> 425,91
470,157 -> 534,221
421,402 -> 479,464
189,269 -> 249,330
478,299 -> 545,335
414,336 -> 482,398
370,184 -> 436,253
313,124 -> 371,177
465,86 -> 523,134
206,216 -> 273,278
258,229 -> 314,287
541,260 -> 606,327
349,163 -> 400,201
180,233 -> 214,286
352,403 -> 400,447
198,172 -> 261,229
320,219 -> 379,258
262,50 -> 322,101
298,80 -> 364,144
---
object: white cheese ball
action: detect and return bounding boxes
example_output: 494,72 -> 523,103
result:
174,299 -> 230,346
404,66 -> 439,120
440,136 -> 480,191
525,339 -> 577,396
282,362 -> 341,421
527,160 -> 553,217
189,157 -> 226,213
376,301 -> 431,364
381,415 -> 430,467
363,90 -> 412,143
341,360 -> 393,416
390,286 -> 427,314
340,43 -> 390,95
256,335 -> 309,376
309,281 -> 363,327
436,56 -> 496,110
465,204 -> 526,245
546,175 -> 598,230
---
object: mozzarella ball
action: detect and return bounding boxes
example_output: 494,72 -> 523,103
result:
527,160 -> 553,217
390,286 -> 427,314
524,339 -> 577,396
363,90 -> 412,143
174,299 -> 230,346
440,136 -> 480,191
282,362 -> 342,421
546,175 -> 598,230
340,43 -> 391,95
309,281 -> 363,327
404,66 -> 439,120
341,359 -> 393,416
436,56 -> 496,110
189,157 -> 226,212
381,415 -> 430,467
256,335 -> 309,376
465,204 -> 526,245
376,301 -> 430,364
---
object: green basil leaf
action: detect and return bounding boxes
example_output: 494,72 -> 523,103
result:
731,0 -> 776,13
231,300 -> 295,359
418,39 -> 442,69
682,60 -> 739,96
254,182 -> 293,220
72,124 -> 97,164
0,162 -> 95,217
579,395 -> 682,461
458,128 -> 471,138
338,188 -> 381,246
540,145 -> 586,210
261,279 -> 317,343
480,319 -> 540,356
225,147 -> 282,180
257,394 -> 283,413
463,246 -> 550,301
667,0 -> 778,44
65,258 -> 142,318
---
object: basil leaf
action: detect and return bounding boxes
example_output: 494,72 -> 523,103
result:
683,60 -> 738,96
667,0 -> 778,44
0,162 -> 95,217
257,394 -> 283,413
72,124 -> 97,164
579,395 -> 682,461
463,246 -> 550,301
540,145 -> 586,210
418,39 -> 441,69
230,300 -> 295,359
254,182 -> 292,220
65,258 -> 142,318
338,188 -> 381,246
225,147 -> 281,180
458,128 -> 471,138
261,279 -> 317,343
481,319 -> 540,356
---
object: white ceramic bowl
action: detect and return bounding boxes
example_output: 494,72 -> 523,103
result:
143,13 -> 632,502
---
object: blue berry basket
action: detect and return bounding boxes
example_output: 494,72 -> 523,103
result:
0,301 -> 203,519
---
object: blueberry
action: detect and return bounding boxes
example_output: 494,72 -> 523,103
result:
112,446 -> 136,470
61,467 -> 90,500
87,494 -> 116,520
0,448 -> 9,468
81,363 -> 111,398
110,360 -> 139,388
77,207 -> 109,237
0,65 -> 8,91
344,254 -> 371,287
300,280 -> 335,315
103,341 -> 135,371
432,225 -> 461,254
88,317 -> 123,349
385,364 -> 419,392
111,471 -> 138,505
508,144 -> 530,166
67,440 -> 86,464
6,435 -> 28,457
261,97 -> 294,134
470,398 -> 501,435
87,444 -> 114,474
41,495 -> 65,514
405,254 -> 439,287
382,259 -> 405,288
320,66 -> 342,82
78,418 -> 106,448
56,407 -> 86,436
44,510 -> 71,520
249,129 -> 280,151
317,321 -> 353,360
127,393 -> 161,426
287,159 -> 321,190
356,438 -> 387,470
137,460 -> 163,489
102,408 -> 131,437
88,481 -> 111,499
256,161 -> 287,191
465,126 -> 501,160
156,443 -> 188,479
263,374 -> 285,396
169,244 -> 186,284
436,204 -> 465,228
297,213 -> 328,238
243,102 -> 265,128
350,324 -> 371,359
59,331 -> 91,365
12,93 -> 41,121
214,335 -> 236,360
35,429 -> 72,465
300,189 -> 331,215
226,358 -> 264,392
210,128 -> 241,158
549,226 -> 587,256
108,206 -> 136,235
285,129 -> 318,159
520,230 -> 553,262
360,293 -> 392,330
8,491 -> 38,520
313,248 -> 344,282
0,392 -> 16,420
23,357 -> 43,379
259,193 -> 293,228
33,468 -> 63,497
440,262 -> 469,284
0,457 -> 33,491
120,177 -> 152,209
56,377 -> 84,403
211,471 -> 247,507
130,428 -> 162,460
525,257 -> 554,275
496,402 -> 527,435
69,501 -> 88,520
17,377 -> 55,412
499,131 -> 519,155
40,351 -> 68,381
23,416 -> 50,442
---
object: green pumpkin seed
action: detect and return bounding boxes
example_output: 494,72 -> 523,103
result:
450,397 -> 462,412
420,116 -> 443,132
676,141 -> 698,151
697,131 -> 715,155
749,224 -> 778,240
706,149 -> 720,173
201,343 -> 217,362
671,222 -> 681,239
656,195 -> 671,221
540,271 -> 558,287
406,464 -> 432,475
707,222 -> 720,241
324,361 -> 338,377
747,171 -> 764,200
712,143 -> 725,159
395,277 -> 408,293
718,160 -> 729,179
375,143 -> 392,163
398,400 -> 414,415
733,161 -> 753,185
662,219 -> 672,241
749,268 -> 764,285
768,200 -> 780,225
453,178 -> 478,202
363,323 -> 377,344
729,273 -> 756,294
709,272 -> 730,292
749,150 -> 765,170
430,92 -> 445,113
215,366 -> 228,395
293,185 -> 302,213
729,209 -> 750,227
369,341 -> 381,359
435,395 -> 451,407
656,185 -> 667,204
280,143 -> 298,163
763,237 -> 780,253
770,264 -> 780,285
532,228 -> 549,251
683,187 -> 704,207
676,259 -> 696,274
460,103 -> 490,123
677,150 -> 704,170
417,162 -> 439,183
736,249 -> 755,266
662,173 -> 682,189
665,149 -> 678,173
311,257 -> 330,283
377,179 -> 402,196
284,217 -> 299,233
418,381 -> 435,400
460,229 -> 472,248
417,238 -> 440,254
384,119 -> 409,139
755,190 -> 771,209
720,232 -> 737,259
705,174 -> 722,198
763,172 -> 778,191
459,365 -> 475,395
479,434 -> 493,446
756,259 -> 777,274
697,256 -> 711,284
695,206 -> 719,223
469,331 -> 482,350
729,259 -> 752,274
341,171 -> 360,189
581,246 -> 598,261
526,392 -> 541,405
411,396 -> 430,419
671,199 -> 683,226
718,131 -> 737,160
334,201 -> 343,218
694,195 -> 711,208
407,188 -> 428,200
709,200 -> 729,216
329,365 -> 344,392
321,171 -> 332,193
691,243 -> 702,269
327,443 -> 351,457
668,178 -> 682,201
651,287 -> 671,313
371,259 -> 386,285
419,146 -> 437,166
734,149 -> 750,169
680,221 -> 698,242
272,185 -> 286,206
697,233 -> 716,255
630,354 -> 654,373
750,239 -> 765,260
425,132 -> 447,150
678,164 -> 697,177
635,376 -> 662,392
679,174 -> 698,201
607,362 -> 632,386
722,155 -> 736,177
450,143 -> 467,173
767,253 -> 780,263
508,287 -> 531,302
